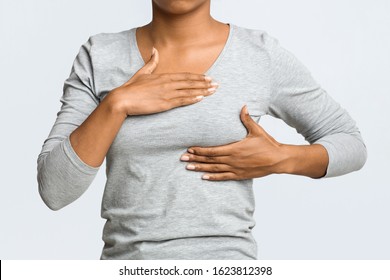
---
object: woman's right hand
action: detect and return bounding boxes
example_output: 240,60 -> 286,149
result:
108,47 -> 219,116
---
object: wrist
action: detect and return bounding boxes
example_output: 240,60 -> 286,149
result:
273,144 -> 300,175
103,89 -> 128,118
275,144 -> 329,178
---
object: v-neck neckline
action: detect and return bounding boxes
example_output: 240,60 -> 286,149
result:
128,23 -> 235,76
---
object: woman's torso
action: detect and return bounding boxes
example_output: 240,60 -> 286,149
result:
91,23 -> 270,259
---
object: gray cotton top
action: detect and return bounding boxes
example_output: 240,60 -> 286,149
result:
37,23 -> 367,260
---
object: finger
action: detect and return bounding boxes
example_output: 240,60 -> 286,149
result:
201,172 -> 238,181
185,163 -> 232,173
188,144 -> 235,156
169,95 -> 206,108
240,105 -> 260,137
162,72 -> 212,82
169,88 -> 216,100
239,105 -> 280,144
169,80 -> 217,90
180,153 -> 230,164
134,47 -> 159,77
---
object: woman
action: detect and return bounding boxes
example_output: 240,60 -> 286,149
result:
37,0 -> 367,260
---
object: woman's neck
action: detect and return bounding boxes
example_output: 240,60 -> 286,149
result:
145,1 -> 218,47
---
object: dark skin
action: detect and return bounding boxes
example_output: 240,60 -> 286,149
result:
136,0 -> 230,75
136,0 -> 329,180
70,0 -> 329,181
181,105 -> 329,180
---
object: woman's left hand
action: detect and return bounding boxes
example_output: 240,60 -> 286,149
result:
180,105 -> 291,181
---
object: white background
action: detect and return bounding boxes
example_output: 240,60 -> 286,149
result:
0,0 -> 389,259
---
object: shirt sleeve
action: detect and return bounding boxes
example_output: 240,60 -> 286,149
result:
261,32 -> 367,178
37,36 -> 101,210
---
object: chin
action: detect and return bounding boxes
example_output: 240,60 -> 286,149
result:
152,0 -> 208,15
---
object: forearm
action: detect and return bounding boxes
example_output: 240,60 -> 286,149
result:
69,90 -> 127,168
277,143 -> 329,179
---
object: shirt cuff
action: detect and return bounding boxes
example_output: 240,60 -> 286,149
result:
313,132 -> 367,179
63,134 -> 100,175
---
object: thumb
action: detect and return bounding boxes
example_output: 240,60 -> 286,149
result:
134,47 -> 159,77
240,105 -> 261,137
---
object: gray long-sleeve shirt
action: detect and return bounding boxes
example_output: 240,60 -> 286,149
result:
37,23 -> 367,260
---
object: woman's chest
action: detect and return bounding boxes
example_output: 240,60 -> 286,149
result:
104,70 -> 270,157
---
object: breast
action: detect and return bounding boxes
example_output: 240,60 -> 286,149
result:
106,72 -> 269,158
100,60 -> 268,251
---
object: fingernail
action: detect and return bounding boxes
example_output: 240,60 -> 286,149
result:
208,88 -> 216,93
181,155 -> 190,161
186,164 -> 195,170
202,175 -> 210,180
205,76 -> 212,81
188,148 -> 194,153
244,105 -> 249,115
210,82 -> 219,87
